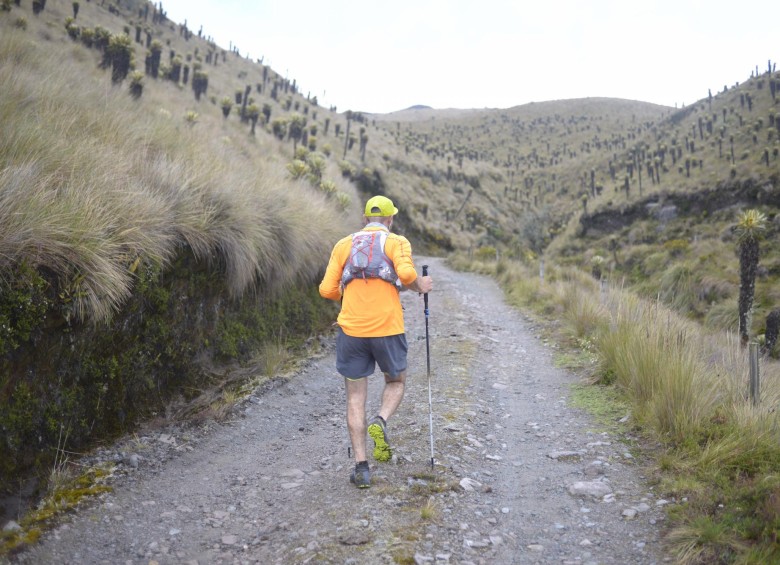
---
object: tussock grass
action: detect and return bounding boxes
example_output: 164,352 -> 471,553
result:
557,285 -> 607,342
419,498 -> 438,521
258,339 -> 290,377
0,27 -> 349,324
597,293 -> 718,440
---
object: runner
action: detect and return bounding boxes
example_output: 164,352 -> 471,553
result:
319,195 -> 433,488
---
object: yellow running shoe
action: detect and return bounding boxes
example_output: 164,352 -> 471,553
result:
367,416 -> 392,462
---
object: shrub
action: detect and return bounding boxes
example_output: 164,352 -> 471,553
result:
220,96 -> 232,118
128,70 -> 143,99
338,160 -> 355,178
246,104 -> 260,135
191,70 -> 208,101
271,117 -> 287,140
286,159 -> 309,179
319,180 -> 337,195
306,153 -> 326,182
106,34 -> 133,83
475,246 -> 497,261
663,238 -> 690,255
147,39 -> 162,78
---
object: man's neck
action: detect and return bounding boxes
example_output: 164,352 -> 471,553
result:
365,221 -> 390,231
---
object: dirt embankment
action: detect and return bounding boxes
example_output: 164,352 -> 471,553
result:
580,175 -> 780,238
13,258 -> 667,564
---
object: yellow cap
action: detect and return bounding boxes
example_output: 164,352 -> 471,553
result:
364,195 -> 399,217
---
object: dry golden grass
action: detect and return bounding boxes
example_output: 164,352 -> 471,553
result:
0,21 -> 354,323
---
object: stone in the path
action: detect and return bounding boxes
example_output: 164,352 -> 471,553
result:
459,477 -> 482,492
221,534 -> 239,545
492,383 -> 508,390
158,434 -> 176,445
568,480 -> 613,499
414,553 -> 434,564
527,544 -> 544,552
622,508 -> 638,519
583,460 -> 606,477
463,538 -> 490,548
339,531 -> 370,546
547,450 -> 581,460
281,482 -> 302,489
281,468 -> 305,479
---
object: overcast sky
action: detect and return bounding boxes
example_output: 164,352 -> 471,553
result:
161,0 -> 778,114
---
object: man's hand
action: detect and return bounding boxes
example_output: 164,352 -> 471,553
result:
411,275 -> 433,294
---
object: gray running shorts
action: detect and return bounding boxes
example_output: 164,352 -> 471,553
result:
336,327 -> 408,379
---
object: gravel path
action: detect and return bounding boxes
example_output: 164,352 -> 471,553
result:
12,257 -> 668,564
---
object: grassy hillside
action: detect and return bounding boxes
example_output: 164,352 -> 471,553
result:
364,75 -> 780,339
370,98 -> 671,252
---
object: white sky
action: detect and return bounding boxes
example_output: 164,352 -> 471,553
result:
161,0 -> 779,114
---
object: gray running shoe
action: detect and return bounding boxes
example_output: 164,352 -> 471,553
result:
350,461 -> 371,488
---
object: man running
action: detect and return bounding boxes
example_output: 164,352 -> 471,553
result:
319,195 -> 433,488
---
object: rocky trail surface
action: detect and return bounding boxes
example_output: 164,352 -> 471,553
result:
11,258 -> 669,564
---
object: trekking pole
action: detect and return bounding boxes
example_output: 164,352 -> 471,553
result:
422,265 -> 434,469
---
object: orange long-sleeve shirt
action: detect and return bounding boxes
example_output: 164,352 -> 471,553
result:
319,224 -> 419,337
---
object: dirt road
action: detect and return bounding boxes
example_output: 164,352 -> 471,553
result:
14,258 -> 667,564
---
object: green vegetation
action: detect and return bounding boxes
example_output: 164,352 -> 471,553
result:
1,464 -> 112,554
735,210 -> 767,346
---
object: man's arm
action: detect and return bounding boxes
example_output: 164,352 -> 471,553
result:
390,235 -> 433,294
319,239 -> 348,301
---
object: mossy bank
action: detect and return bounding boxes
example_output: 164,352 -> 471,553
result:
0,249 -> 336,498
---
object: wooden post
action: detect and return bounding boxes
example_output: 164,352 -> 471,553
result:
749,342 -> 760,406
539,259 -> 545,282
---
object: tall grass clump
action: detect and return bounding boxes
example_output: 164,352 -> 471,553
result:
0,27 -> 348,324
596,293 -> 719,441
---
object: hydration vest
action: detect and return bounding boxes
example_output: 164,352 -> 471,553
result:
341,229 -> 400,290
